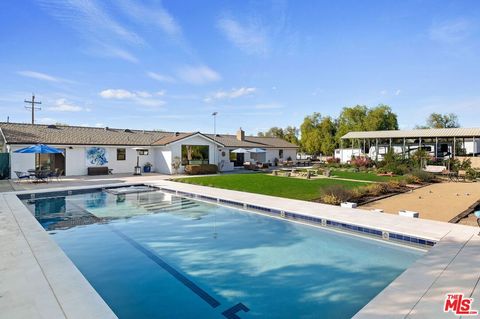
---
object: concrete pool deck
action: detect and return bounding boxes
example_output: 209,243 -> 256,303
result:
1,179 -> 479,318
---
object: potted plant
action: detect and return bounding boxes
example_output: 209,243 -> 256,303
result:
273,157 -> 279,167
143,162 -> 152,173
172,156 -> 181,174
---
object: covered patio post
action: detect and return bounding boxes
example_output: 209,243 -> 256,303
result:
375,138 -> 378,162
453,137 -> 456,158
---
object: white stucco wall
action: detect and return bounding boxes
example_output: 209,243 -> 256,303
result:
10,145 -> 155,178
169,135 -> 218,174
153,147 -> 172,174
9,145 -> 35,178
65,147 -> 85,176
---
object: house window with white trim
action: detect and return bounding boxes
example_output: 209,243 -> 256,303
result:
117,148 -> 126,160
279,149 -> 284,159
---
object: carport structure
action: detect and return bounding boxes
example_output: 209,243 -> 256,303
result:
340,127 -> 480,162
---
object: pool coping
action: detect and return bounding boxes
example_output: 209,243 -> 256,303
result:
1,180 -> 479,318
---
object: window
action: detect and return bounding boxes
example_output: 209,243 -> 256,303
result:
181,145 -> 209,165
279,149 -> 284,159
117,148 -> 126,160
138,149 -> 149,155
229,150 -> 237,161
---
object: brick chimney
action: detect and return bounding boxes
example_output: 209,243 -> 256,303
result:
236,127 -> 245,141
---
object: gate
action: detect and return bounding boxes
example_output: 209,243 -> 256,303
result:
0,153 -> 10,179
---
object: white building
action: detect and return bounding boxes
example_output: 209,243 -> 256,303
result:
336,127 -> 480,164
0,123 -> 298,178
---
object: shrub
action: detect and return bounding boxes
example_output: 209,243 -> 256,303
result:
326,157 -> 340,164
320,185 -> 353,205
184,164 -> 218,175
466,168 -> 479,180
351,156 -> 372,168
404,174 -> 421,184
362,183 -> 388,196
405,169 -> 435,184
386,179 -> 405,191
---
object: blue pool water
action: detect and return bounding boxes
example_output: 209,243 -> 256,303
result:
23,190 -> 423,319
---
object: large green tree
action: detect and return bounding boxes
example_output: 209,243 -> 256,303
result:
257,126 -> 299,145
318,116 -> 337,155
300,112 -> 323,155
336,104 -> 398,146
257,127 -> 284,138
283,126 -> 300,145
364,104 -> 398,131
425,113 -> 460,128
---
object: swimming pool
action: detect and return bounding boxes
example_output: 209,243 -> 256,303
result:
22,190 -> 423,319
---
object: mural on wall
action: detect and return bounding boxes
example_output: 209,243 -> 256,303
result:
86,147 -> 108,166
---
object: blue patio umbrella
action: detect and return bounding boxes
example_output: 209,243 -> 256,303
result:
14,144 -> 63,154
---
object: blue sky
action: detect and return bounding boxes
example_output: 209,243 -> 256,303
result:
1,0 -> 479,134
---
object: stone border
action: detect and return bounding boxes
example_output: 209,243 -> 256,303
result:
162,187 -> 435,249
0,192 -> 117,319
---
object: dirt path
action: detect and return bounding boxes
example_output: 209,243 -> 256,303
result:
361,182 -> 480,222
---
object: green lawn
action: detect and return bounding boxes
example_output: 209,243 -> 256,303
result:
330,170 -> 403,182
174,173 -> 367,201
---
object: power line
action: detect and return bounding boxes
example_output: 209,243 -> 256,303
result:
24,94 -> 42,124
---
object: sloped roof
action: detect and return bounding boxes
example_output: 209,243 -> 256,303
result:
0,123 -> 182,146
0,123 -> 299,149
204,134 -> 298,148
341,128 -> 480,139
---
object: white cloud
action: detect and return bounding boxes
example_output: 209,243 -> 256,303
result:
380,90 -> 388,95
135,91 -> 152,98
176,65 -> 221,84
116,0 -> 181,37
429,19 -> 471,44
100,89 -> 136,99
39,0 -> 143,44
48,98 -> 83,112
217,17 -> 268,55
204,87 -> 256,102
17,70 -> 71,83
146,71 -> 176,83
38,0 -> 143,62
395,89 -> 401,96
99,89 -> 165,107
92,44 -> 139,63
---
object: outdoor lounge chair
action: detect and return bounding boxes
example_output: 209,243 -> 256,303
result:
33,170 -> 50,183
243,162 -> 257,170
48,168 -> 63,182
14,171 -> 30,183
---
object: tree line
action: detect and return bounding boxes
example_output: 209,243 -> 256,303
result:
257,105 -> 460,156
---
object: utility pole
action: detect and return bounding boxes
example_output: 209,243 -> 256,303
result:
212,112 -> 218,166
24,94 -> 42,124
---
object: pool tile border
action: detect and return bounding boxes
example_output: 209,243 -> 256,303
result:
161,187 -> 436,249
16,184 -> 158,200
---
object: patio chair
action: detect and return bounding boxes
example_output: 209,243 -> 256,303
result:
458,170 -> 467,182
14,171 -> 31,183
48,168 -> 63,182
34,170 -> 50,183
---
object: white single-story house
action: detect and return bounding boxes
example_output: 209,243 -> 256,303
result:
0,123 -> 298,178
